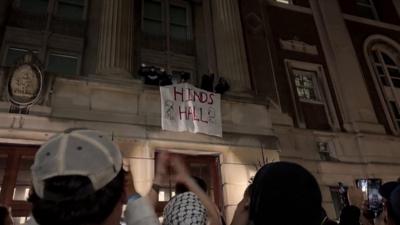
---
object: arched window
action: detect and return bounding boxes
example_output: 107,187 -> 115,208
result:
364,35 -> 400,134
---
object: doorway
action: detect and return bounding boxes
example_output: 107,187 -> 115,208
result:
0,144 -> 38,225
154,152 -> 223,217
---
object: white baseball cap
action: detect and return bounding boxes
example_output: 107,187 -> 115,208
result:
31,129 -> 122,198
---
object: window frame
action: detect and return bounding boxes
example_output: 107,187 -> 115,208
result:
45,51 -> 81,76
141,0 -> 193,46
1,45 -> 40,67
364,35 -> 400,134
292,69 -> 324,104
355,0 -> 379,20
285,59 -> 340,130
15,0 -> 51,14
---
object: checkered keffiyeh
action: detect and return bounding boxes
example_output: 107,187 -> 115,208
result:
163,192 -> 207,225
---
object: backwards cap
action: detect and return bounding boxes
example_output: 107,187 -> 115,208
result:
31,129 -> 122,198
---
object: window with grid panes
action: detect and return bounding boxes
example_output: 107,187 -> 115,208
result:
370,48 -> 400,132
142,0 -> 192,53
293,70 -> 320,102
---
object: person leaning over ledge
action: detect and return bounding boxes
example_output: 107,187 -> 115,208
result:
26,129 -> 160,225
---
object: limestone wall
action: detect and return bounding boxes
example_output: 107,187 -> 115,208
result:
277,126 -> 400,218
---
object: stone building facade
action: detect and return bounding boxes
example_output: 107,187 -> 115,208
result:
0,0 -> 399,224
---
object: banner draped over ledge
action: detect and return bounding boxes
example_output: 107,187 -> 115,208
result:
160,83 -> 222,137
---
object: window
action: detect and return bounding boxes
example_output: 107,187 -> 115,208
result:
286,60 -> 339,130
19,0 -> 49,14
275,0 -> 291,4
3,48 -> 38,67
4,48 -> 29,67
143,0 -> 163,36
56,0 -> 85,20
294,70 -> 321,102
356,0 -> 379,20
169,5 -> 189,40
142,0 -> 192,53
365,38 -> 400,134
47,53 -> 79,76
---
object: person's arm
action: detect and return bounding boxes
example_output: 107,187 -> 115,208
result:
171,157 -> 222,225
347,186 -> 374,225
123,161 -> 160,225
230,193 -> 250,225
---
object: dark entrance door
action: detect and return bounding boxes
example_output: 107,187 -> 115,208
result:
0,144 -> 38,225
154,152 -> 223,218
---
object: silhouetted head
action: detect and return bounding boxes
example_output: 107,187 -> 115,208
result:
340,206 -> 361,225
250,162 -> 323,225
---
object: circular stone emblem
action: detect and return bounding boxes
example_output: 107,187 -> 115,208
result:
7,63 -> 43,106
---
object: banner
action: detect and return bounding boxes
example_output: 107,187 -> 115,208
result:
160,83 -> 222,137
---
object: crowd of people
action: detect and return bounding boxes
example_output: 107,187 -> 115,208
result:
0,128 -> 398,225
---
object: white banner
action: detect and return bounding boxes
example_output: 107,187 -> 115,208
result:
160,83 -> 222,137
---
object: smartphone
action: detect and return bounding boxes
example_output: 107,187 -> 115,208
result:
355,179 -> 383,216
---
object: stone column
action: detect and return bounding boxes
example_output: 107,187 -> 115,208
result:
96,0 -> 134,78
310,0 -> 385,133
211,0 -> 251,93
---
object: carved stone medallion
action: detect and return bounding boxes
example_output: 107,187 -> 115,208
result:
7,56 -> 43,107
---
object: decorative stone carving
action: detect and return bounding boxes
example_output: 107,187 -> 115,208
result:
245,13 -> 264,34
6,54 -> 43,107
279,37 -> 319,55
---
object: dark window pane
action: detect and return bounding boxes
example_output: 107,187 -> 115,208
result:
144,0 -> 162,21
376,66 -> 384,75
380,76 -> 389,86
144,20 -> 163,36
20,0 -> 49,14
61,0 -> 84,5
382,53 -> 396,66
389,68 -> 400,78
356,5 -> 376,19
357,0 -> 372,5
57,0 -> 84,20
5,48 -> 28,66
170,25 -> 187,40
390,101 -> 400,119
392,78 -> 400,88
293,71 -> 319,101
170,5 -> 187,25
47,54 -> 78,75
